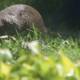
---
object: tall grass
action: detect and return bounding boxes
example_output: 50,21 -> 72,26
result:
0,26 -> 80,80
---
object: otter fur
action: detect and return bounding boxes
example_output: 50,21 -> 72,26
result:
0,4 -> 47,35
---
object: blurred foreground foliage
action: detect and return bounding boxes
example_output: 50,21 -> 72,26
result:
0,39 -> 80,80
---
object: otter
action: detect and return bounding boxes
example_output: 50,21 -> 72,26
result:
0,4 -> 47,35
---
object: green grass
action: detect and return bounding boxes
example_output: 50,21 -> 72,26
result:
0,29 -> 80,80
0,33 -> 80,61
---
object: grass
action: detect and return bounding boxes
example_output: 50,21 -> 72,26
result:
0,33 -> 80,61
0,30 -> 80,61
0,28 -> 80,80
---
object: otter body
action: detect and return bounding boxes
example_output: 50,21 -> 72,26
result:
0,4 -> 47,35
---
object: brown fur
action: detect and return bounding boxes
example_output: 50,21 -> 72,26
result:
0,4 -> 47,35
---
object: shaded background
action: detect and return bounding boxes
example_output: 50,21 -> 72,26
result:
0,0 -> 80,37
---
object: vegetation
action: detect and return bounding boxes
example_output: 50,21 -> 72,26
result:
0,0 -> 80,80
0,30 -> 80,80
